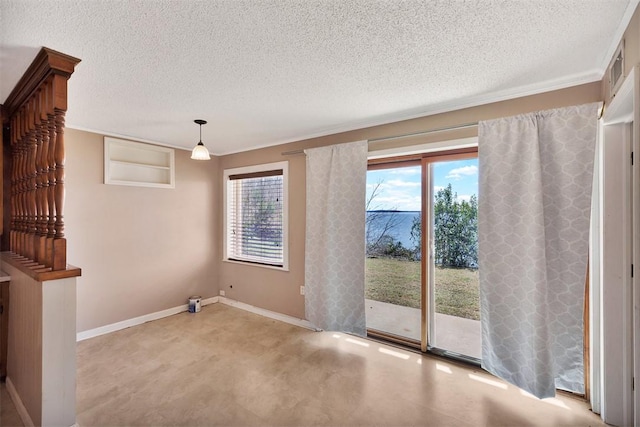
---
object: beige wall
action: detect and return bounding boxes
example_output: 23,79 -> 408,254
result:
218,82 -> 602,320
65,129 -> 219,332
4,261 -> 78,426
4,262 -> 43,425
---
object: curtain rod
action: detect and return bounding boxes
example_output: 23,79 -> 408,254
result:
280,121 -> 478,156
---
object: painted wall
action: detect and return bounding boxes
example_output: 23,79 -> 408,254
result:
4,262 -> 43,425
65,129 -> 219,332
3,260 -> 79,427
217,82 -> 602,320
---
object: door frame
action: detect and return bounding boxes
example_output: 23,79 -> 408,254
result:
597,65 -> 638,425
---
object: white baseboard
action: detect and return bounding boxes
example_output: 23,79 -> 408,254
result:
76,296 -> 219,341
218,296 -> 319,331
6,377 -> 35,427
76,295 -> 317,342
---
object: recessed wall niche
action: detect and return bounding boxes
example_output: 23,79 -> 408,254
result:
104,137 -> 175,188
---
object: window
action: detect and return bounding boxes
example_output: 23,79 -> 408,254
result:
224,161 -> 288,269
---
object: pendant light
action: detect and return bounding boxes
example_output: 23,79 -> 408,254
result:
191,119 -> 211,160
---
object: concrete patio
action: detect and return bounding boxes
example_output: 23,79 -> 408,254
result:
365,299 -> 481,359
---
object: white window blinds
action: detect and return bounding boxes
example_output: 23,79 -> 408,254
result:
227,169 -> 284,266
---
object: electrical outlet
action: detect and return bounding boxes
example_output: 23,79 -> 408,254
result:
220,290 -> 226,296
300,285 -> 305,295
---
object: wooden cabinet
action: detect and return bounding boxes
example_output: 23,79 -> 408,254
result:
0,277 -> 9,380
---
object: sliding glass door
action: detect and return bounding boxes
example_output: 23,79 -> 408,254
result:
365,149 -> 480,360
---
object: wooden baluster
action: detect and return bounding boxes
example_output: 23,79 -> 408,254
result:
20,106 -> 28,257
18,104 -> 27,255
9,115 -> 17,253
34,92 -> 44,262
53,108 -> 66,269
27,98 -> 38,260
47,106 -> 57,267
36,89 -> 50,264
53,109 -> 65,239
43,79 -> 56,268
17,109 -> 26,256
12,112 -> 19,254
23,101 -> 31,259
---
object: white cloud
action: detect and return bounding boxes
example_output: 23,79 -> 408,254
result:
367,183 -> 422,211
389,168 -> 421,176
366,171 -> 422,211
445,165 -> 478,180
386,179 -> 420,188
457,194 -> 472,203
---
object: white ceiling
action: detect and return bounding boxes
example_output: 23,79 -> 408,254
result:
1,0 -> 637,155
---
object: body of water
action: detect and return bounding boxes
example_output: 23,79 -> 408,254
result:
366,211 -> 420,249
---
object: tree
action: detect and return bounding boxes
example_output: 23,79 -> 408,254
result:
434,184 -> 477,268
409,214 -> 422,260
365,180 -> 404,256
240,177 -> 283,257
410,184 -> 478,268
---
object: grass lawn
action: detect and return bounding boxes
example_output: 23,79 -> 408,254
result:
365,257 -> 480,321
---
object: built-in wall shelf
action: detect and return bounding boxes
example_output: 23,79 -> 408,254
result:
104,137 -> 175,188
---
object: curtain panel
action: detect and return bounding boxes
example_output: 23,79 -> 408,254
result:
478,103 -> 599,398
304,140 -> 368,336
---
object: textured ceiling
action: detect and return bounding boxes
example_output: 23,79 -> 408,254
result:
0,0 -> 637,155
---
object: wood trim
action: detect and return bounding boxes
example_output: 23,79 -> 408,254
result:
2,48 -> 80,118
1,251 -> 80,281
421,159 -> 428,352
368,147 -> 477,170
228,169 -> 283,180
421,150 -> 478,165
367,328 -> 421,349
368,157 -> 421,170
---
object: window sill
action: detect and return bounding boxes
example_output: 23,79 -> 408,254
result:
222,258 -> 289,272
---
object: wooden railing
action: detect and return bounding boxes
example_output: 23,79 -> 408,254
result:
1,48 -> 80,271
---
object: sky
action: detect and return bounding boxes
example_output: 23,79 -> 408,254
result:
366,158 -> 478,211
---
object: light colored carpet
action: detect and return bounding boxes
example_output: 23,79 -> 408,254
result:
76,303 -> 602,426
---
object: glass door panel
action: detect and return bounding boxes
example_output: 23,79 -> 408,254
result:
365,165 -> 422,343
427,157 -> 481,360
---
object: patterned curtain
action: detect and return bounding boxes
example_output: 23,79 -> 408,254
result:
304,140 -> 368,336
478,103 -> 599,398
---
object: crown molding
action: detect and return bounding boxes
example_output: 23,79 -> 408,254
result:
3,47 -> 81,117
